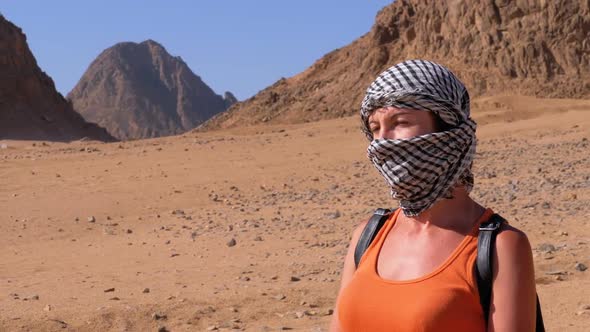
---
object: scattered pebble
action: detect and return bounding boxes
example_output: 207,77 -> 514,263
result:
537,243 -> 556,253
227,238 -> 237,247
152,312 -> 167,320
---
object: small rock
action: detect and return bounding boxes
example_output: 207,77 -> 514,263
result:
158,327 -> 169,332
206,325 -> 218,331
126,229 -> 133,234
324,308 -> 334,316
103,288 -> 115,293
109,297 -> 120,300
326,211 -> 341,219
143,288 -> 150,293
290,276 -> 301,282
152,312 -> 167,320
295,311 -> 305,319
87,216 -> 96,223
44,304 -> 52,311
253,236 -> 263,241
274,294 -> 286,301
575,263 -> 588,272
537,243 -> 556,253
227,238 -> 237,247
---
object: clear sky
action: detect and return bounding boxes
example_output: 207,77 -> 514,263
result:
2,1 -> 393,100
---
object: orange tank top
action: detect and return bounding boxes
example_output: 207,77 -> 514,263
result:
337,208 -> 494,332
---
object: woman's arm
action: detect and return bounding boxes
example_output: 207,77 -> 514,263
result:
328,220 -> 369,332
488,224 -> 537,332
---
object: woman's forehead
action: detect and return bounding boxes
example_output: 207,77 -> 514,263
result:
368,107 -> 430,120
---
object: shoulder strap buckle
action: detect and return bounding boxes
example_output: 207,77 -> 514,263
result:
374,208 -> 393,216
479,219 -> 502,231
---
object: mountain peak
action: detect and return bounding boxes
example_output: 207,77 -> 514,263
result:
68,40 -> 229,140
0,15 -> 114,141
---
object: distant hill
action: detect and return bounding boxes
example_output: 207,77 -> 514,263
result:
68,40 -> 236,140
198,0 -> 590,131
0,15 -> 114,142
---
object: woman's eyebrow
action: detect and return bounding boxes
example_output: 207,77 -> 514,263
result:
369,110 -> 413,122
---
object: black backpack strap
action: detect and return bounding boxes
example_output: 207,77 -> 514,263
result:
535,295 -> 545,332
354,208 -> 396,269
476,213 -> 545,332
476,213 -> 505,322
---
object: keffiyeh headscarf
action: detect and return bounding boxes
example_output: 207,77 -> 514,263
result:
360,59 -> 477,216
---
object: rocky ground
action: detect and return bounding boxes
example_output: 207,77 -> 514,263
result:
1,96 -> 589,331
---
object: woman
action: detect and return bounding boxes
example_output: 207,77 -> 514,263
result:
329,60 -> 537,331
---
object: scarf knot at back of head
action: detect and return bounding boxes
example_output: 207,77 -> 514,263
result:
360,59 -> 477,216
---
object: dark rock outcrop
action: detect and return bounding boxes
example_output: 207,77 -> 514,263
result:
0,15 -> 114,142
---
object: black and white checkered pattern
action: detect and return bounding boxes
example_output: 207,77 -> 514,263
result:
361,60 -> 477,216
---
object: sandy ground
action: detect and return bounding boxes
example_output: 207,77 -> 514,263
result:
1,95 -> 589,331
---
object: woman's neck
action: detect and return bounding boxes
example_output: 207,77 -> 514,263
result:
399,186 -> 485,231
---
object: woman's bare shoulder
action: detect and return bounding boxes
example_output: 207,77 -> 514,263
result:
493,221 -> 535,281
496,222 -> 532,255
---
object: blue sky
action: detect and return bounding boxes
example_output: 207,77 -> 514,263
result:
2,1 -> 392,100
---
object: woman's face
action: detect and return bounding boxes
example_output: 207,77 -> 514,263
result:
368,106 -> 438,140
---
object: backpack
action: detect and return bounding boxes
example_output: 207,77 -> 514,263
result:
353,208 -> 545,332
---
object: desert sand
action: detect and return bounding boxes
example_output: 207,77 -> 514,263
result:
1,95 -> 589,331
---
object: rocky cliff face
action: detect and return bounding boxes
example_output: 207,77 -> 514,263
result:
68,40 -> 235,140
0,15 -> 114,142
199,0 -> 590,130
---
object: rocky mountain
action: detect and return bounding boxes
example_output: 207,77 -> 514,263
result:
0,15 -> 114,142
198,0 -> 590,131
68,40 -> 235,140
